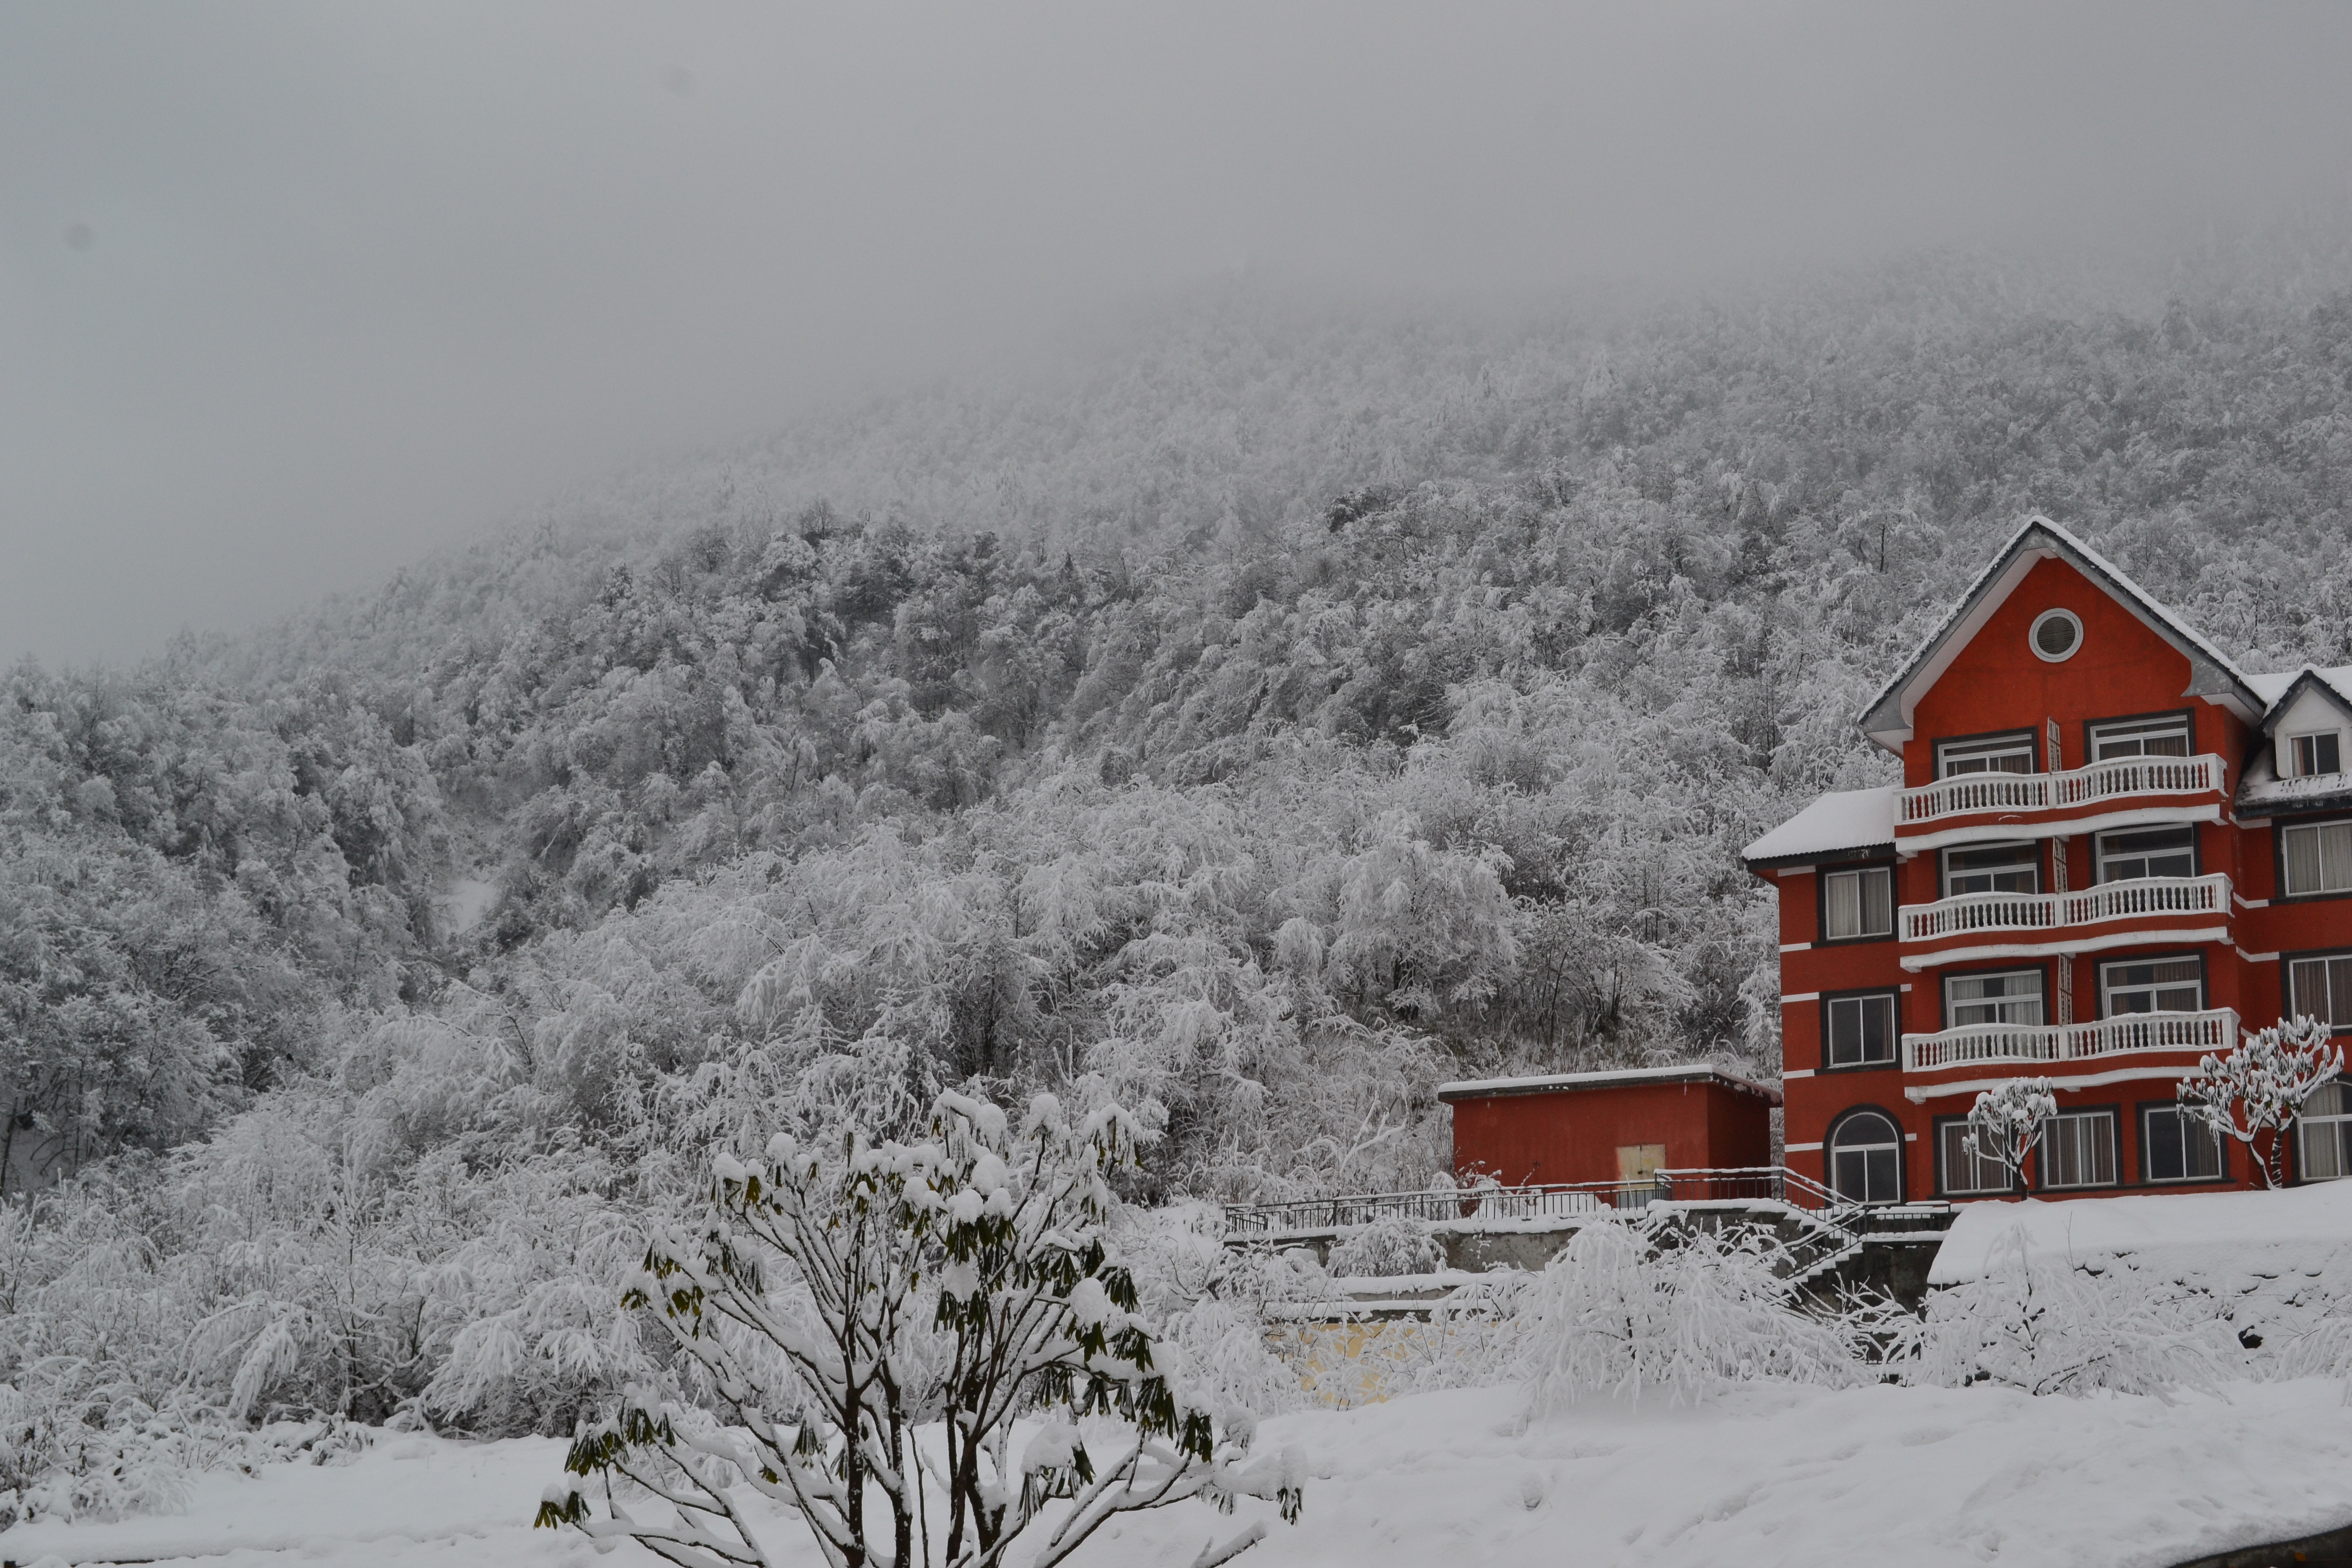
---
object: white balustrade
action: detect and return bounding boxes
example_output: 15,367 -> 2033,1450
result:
1897,753 -> 2226,826
1902,1008 -> 2238,1072
1899,873 -> 2230,944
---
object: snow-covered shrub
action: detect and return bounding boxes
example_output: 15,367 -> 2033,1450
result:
540,1084 -> 1302,1568
1917,1229 -> 2234,1397
1328,1214 -> 1444,1278
1520,1216 -> 1875,1408
2178,1015 -> 2345,1188
1965,1079 -> 2056,1189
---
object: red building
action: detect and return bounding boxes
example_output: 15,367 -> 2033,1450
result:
1440,1065 -> 1779,1189
1744,517 -> 2352,1203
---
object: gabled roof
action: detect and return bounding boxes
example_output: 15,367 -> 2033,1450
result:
1856,516 -> 2266,754
1739,785 -> 1896,869
2248,665 -> 2352,737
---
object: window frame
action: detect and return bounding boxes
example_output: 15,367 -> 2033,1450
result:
1937,962 -> 2051,1031
2285,947 -> 2352,1035
2289,729 -> 2345,780
1819,987 -> 1903,1073
1825,1105 -> 1907,1205
2276,815 -> 2352,903
1933,727 -> 2041,781
1939,839 -> 2043,900
2137,1099 -> 2229,1186
1932,1113 -> 2019,1198
1815,860 -> 1898,945
2298,1075 -> 2352,1184
2080,707 -> 2195,766
2033,1104 -> 2122,1192
2091,822 -> 2201,885
2096,950 -> 2208,1019
2028,608 -> 2085,664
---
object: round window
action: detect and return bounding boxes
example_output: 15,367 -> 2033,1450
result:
2030,608 -> 2082,663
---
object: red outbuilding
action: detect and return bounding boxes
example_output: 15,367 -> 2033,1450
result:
1440,1065 -> 1781,1189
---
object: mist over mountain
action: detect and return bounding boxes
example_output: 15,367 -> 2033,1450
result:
8,237 -> 2352,1450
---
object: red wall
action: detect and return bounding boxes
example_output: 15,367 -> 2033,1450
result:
1450,1080 -> 1775,1186
1771,552 -> 2352,1202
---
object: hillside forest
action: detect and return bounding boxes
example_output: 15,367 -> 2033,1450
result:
7,245 -> 2352,1473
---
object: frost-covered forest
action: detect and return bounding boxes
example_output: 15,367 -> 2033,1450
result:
9,246 -> 2352,1484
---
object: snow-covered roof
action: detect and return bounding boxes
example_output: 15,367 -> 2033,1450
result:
2244,664 -> 2352,727
1436,1063 -> 1781,1106
1928,1178 -> 2352,1285
1856,516 -> 2265,752
1738,785 -> 1896,869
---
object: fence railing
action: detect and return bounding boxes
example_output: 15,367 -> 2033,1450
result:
1899,873 -> 2230,944
1902,1007 -> 2238,1072
1896,753 -> 2226,826
1222,1164 -> 1853,1237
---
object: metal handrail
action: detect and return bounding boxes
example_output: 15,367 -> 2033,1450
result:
1899,873 -> 2230,943
1897,753 -> 2226,826
1221,1164 -> 1855,1237
1902,1007 -> 2239,1071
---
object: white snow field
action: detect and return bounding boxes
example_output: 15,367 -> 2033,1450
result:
10,1377 -> 2351,1568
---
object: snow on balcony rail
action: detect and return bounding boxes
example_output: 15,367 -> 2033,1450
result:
1896,753 -> 2226,826
1899,872 -> 2229,943
1901,1007 -> 2238,1072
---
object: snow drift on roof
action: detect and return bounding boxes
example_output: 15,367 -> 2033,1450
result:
1436,1062 -> 1780,1104
1739,785 -> 1897,866
2244,663 -> 2352,711
1928,1178 -> 2352,1285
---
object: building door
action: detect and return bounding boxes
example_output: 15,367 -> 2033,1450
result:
1615,1143 -> 1666,1208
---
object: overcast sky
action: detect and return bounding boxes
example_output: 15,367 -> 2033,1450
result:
4,3 -> 2349,665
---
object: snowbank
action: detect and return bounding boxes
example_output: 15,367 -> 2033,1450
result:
12,1380 -> 2352,1567
1929,1181 -> 2352,1285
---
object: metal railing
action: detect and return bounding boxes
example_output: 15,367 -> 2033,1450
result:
1902,1006 -> 2238,1072
1897,753 -> 2226,826
1222,1164 -> 1851,1237
1899,873 -> 2230,944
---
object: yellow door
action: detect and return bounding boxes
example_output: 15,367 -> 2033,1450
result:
1616,1143 -> 1666,1183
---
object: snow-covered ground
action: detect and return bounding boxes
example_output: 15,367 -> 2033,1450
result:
13,1376 -> 2351,1568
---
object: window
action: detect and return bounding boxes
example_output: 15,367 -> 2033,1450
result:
1829,1110 -> 1903,1204
2094,825 -> 2196,883
2142,1104 -> 2225,1184
1822,865 -> 1893,940
2291,731 -> 2344,778
2101,957 -> 2203,1016
2301,1080 -> 2352,1182
2282,820 -> 2352,897
2039,1110 -> 2118,1189
1945,969 -> 2045,1028
1938,733 -> 2035,778
1938,1120 -> 2014,1196
2288,952 -> 2352,1031
1942,841 -> 2039,898
2029,608 -> 2083,663
2090,715 -> 2191,761
1825,993 -> 1898,1068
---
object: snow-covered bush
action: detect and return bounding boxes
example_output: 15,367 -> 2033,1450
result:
1327,1214 -> 1444,1278
1965,1079 -> 2056,1190
2178,1015 -> 2345,1188
1917,1228 -> 2234,1396
1519,1216 -> 1878,1408
539,1084 -> 1302,1568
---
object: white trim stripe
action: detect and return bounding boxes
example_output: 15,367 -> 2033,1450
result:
1903,1064 -> 2198,1102
1781,992 -> 1821,1005
1785,1141 -> 1823,1153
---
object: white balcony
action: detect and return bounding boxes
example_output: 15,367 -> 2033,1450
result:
1895,754 -> 2227,850
1902,1007 -> 2239,1073
1899,872 -> 2230,944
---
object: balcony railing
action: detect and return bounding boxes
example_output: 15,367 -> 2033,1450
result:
1899,873 -> 2231,945
1897,753 -> 2226,828
1902,1007 -> 2238,1072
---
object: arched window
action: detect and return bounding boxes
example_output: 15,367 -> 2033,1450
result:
1829,1109 -> 1903,1204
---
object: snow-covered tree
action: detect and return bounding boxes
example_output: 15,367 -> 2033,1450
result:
1964,1079 -> 2057,1191
537,1085 -> 1301,1568
2177,1016 -> 2345,1188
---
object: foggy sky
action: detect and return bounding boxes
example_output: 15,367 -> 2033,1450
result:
5,2 -> 2350,666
